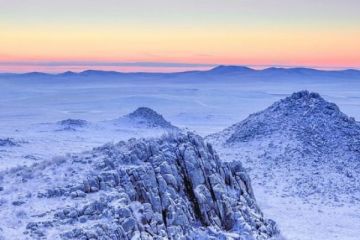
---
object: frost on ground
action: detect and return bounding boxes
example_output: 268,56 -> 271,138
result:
207,90 -> 360,239
0,132 -> 279,239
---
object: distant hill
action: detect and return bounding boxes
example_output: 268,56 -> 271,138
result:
123,107 -> 178,129
1,65 -> 360,80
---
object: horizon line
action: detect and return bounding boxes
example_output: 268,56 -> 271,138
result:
0,62 -> 359,74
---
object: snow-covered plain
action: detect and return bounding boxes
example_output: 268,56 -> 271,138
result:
1,67 -> 360,239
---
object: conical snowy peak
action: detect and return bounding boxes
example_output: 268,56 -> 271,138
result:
125,107 -> 177,129
212,91 -> 359,146
0,133 -> 279,239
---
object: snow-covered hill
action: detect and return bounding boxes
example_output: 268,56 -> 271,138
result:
208,90 -> 360,203
0,133 -> 279,239
122,107 -> 178,130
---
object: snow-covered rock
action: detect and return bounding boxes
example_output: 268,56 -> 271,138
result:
0,132 -> 278,239
207,90 -> 360,203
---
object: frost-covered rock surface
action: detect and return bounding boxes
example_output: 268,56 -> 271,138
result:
208,91 -> 360,204
125,107 -> 178,129
0,132 -> 278,240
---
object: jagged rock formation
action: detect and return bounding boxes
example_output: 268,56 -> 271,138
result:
125,107 -> 177,129
57,119 -> 89,131
207,91 -> 360,203
0,133 -> 278,239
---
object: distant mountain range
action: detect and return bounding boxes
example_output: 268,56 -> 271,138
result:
1,65 -> 360,80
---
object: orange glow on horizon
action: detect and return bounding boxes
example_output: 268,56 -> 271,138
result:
1,22 -> 359,71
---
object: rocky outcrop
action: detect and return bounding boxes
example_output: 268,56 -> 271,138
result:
0,133 -> 278,239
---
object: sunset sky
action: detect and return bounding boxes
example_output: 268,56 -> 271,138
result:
0,0 -> 359,72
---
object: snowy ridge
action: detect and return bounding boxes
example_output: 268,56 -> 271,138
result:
0,132 -> 279,239
207,91 -> 360,203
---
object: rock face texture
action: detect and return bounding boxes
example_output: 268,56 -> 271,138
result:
125,107 -> 177,129
0,133 -> 278,239
208,91 -> 360,203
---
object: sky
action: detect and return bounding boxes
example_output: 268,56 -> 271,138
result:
0,0 -> 359,72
